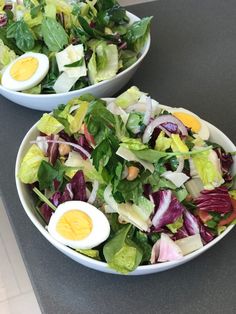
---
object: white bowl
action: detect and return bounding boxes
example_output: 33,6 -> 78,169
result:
0,12 -> 150,112
15,99 -> 236,275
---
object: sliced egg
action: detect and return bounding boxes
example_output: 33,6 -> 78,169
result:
48,201 -> 110,250
159,105 -> 209,140
1,52 -> 49,91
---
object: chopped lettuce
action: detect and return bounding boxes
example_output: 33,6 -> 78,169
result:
155,131 -> 172,151
37,113 -> 64,135
171,134 -> 189,153
18,144 -> 48,184
64,151 -> 104,184
115,86 -> 144,109
192,149 -> 224,189
0,39 -> 17,71
120,137 -> 147,151
103,224 -> 143,274
88,42 -> 118,84
167,216 -> 183,233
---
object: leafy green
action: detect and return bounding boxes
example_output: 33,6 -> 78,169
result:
0,39 -> 17,70
115,86 -> 143,108
155,131 -> 172,151
114,170 -> 150,204
103,224 -> 143,274
37,160 -> 66,190
96,4 -> 129,28
41,17 -> 68,52
119,49 -> 137,70
120,137 -> 147,151
124,17 -> 152,52
166,216 -> 183,233
88,42 -> 118,84
171,134 -> 189,153
76,249 -> 100,260
126,112 -> 144,134
64,58 -> 84,68
6,20 -> 35,52
18,144 -> 48,184
132,146 -> 212,164
85,99 -> 116,143
133,230 -> 152,263
192,149 -> 224,189
36,113 -> 64,135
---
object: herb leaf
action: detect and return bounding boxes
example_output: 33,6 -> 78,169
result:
41,17 -> 68,52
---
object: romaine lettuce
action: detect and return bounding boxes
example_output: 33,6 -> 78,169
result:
37,113 -> 64,135
18,144 -> 48,184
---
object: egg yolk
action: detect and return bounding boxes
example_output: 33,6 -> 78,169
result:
172,112 -> 201,133
10,57 -> 38,81
56,210 -> 93,241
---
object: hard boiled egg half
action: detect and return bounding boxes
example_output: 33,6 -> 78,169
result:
160,105 -> 209,140
1,52 -> 49,91
48,201 -> 110,250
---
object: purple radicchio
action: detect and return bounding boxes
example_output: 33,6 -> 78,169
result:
214,147 -> 233,183
151,190 -> 185,230
195,187 -> 232,213
39,203 -> 54,224
150,233 -> 183,264
70,170 -> 87,201
47,134 -> 59,165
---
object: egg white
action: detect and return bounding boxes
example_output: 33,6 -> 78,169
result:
1,52 -> 49,91
159,105 -> 209,140
48,201 -> 110,250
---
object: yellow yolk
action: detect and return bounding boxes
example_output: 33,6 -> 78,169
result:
56,210 -> 93,241
172,112 -> 201,132
10,57 -> 38,81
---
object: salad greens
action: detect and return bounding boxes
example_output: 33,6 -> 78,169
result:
18,87 -> 236,274
0,0 -> 152,94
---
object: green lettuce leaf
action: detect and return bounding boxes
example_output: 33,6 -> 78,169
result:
114,86 -> 143,108
76,249 -> 100,260
103,224 -> 143,274
124,16 -> 152,52
41,17 -> 68,52
88,42 -> 118,84
18,144 -> 48,184
166,216 -> 183,233
155,131 -> 172,151
120,137 -> 147,150
171,134 -> 189,153
37,113 -> 64,135
192,149 -> 224,189
0,39 -> 17,70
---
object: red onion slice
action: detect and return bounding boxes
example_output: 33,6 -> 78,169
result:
143,115 -> 188,144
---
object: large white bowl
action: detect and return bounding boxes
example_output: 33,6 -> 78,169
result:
15,101 -> 235,275
0,12 -> 150,112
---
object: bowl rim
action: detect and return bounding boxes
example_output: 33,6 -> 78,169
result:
15,102 -> 235,274
0,11 -> 151,99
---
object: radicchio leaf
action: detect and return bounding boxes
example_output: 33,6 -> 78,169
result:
183,209 -> 200,235
151,190 -> 185,230
195,187 -> 232,213
47,134 -> 59,165
215,148 -> 233,182
70,170 -> 87,201
150,233 -> 183,263
39,203 -> 53,224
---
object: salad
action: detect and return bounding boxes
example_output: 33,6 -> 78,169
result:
18,87 -> 236,274
0,0 -> 151,94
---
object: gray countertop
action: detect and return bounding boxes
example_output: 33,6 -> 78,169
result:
0,0 -> 236,313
